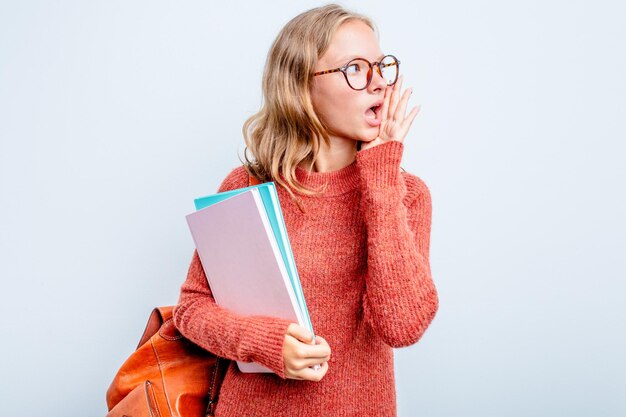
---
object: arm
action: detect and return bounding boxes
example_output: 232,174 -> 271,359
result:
173,168 -> 292,378
356,140 -> 439,348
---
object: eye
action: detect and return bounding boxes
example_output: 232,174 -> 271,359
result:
345,63 -> 361,74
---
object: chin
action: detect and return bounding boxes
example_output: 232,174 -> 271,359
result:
358,131 -> 379,143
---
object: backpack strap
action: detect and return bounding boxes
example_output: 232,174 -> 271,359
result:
137,306 -> 174,348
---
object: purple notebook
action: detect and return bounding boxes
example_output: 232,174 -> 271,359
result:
186,188 -> 301,373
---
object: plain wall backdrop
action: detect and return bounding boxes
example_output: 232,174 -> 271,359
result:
1,1 -> 624,416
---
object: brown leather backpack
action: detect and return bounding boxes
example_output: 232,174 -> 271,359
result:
106,174 -> 261,417
105,306 -> 229,417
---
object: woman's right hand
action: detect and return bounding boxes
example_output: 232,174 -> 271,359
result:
282,323 -> 331,381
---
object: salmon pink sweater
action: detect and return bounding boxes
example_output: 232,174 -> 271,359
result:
173,140 -> 438,417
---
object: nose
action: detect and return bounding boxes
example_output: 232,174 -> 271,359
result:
367,64 -> 387,93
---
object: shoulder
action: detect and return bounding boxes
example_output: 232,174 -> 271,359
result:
217,166 -> 249,193
401,170 -> 432,208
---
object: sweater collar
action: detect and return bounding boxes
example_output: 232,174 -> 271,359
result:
293,159 -> 360,197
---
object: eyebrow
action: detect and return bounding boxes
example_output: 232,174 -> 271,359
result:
335,53 -> 386,65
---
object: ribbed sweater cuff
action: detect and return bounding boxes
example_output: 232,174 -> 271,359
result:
241,315 -> 291,379
356,140 -> 404,190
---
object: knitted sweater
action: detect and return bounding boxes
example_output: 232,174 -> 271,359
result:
173,140 -> 438,417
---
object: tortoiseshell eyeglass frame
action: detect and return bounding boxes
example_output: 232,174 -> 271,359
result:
313,54 -> 401,91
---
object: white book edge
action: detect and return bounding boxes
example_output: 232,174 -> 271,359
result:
250,188 -> 305,327
266,184 -> 311,331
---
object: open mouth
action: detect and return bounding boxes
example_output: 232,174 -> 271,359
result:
365,104 -> 381,120
364,103 -> 383,127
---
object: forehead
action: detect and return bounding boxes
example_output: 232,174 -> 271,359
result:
321,20 -> 383,66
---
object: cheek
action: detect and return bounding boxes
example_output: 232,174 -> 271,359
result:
313,90 -> 361,132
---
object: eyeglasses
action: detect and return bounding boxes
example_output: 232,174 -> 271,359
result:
313,54 -> 400,91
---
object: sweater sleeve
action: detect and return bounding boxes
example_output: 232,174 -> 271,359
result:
173,167 -> 292,379
356,140 -> 439,348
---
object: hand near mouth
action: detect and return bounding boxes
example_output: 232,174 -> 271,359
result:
360,75 -> 421,151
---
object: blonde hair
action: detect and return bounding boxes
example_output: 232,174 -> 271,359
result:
240,4 -> 377,212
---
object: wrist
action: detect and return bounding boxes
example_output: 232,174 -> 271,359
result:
356,140 -> 404,189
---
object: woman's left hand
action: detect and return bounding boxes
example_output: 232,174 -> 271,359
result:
360,75 -> 421,151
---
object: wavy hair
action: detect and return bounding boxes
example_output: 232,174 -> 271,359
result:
240,4 -> 377,212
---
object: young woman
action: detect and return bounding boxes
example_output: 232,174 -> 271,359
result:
174,4 -> 439,416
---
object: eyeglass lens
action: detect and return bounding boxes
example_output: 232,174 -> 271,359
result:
345,56 -> 399,90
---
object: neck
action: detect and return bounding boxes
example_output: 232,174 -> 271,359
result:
300,135 -> 358,173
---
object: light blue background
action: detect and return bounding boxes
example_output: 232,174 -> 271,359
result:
1,1 -> 624,416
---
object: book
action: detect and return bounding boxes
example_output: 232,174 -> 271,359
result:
186,182 -> 313,373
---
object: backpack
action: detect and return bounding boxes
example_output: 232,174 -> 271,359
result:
105,306 -> 228,417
